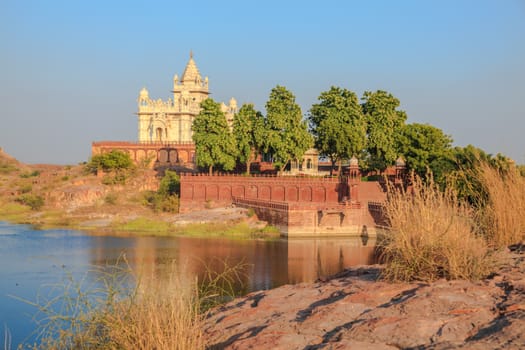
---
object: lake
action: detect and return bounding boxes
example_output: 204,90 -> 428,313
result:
0,221 -> 377,348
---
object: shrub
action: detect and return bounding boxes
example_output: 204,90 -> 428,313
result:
20,170 -> 41,178
0,161 -> 17,174
474,162 -> 525,248
380,174 -> 491,282
104,192 -> 118,205
158,195 -> 179,213
142,191 -> 179,213
16,194 -> 45,211
85,150 -> 134,174
19,183 -> 33,194
141,171 -> 180,213
158,169 -> 180,196
101,173 -> 129,185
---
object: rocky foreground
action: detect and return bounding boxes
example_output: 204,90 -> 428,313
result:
204,244 -> 525,349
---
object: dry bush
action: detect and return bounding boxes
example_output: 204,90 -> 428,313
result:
100,270 -> 204,350
380,175 -> 491,282
475,162 -> 525,247
25,262 -> 205,350
23,258 -> 249,350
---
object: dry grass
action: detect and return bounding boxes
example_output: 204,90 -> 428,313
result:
21,258 -> 249,350
380,175 -> 491,282
24,261 -> 206,350
99,270 -> 204,350
474,162 -> 525,248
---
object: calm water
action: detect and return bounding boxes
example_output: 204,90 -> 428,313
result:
0,221 -> 376,347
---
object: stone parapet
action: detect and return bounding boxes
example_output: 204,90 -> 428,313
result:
91,141 -> 196,167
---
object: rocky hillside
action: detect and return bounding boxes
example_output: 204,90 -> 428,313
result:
0,149 -> 264,232
0,148 -> 163,227
204,244 -> 525,349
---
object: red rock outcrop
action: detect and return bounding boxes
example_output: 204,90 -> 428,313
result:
204,245 -> 525,349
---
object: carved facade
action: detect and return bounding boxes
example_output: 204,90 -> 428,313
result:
93,53 -> 238,168
136,53 -> 238,143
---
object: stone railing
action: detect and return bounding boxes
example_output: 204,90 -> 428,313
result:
232,196 -> 289,211
93,141 -> 195,147
368,201 -> 388,228
179,172 -> 344,183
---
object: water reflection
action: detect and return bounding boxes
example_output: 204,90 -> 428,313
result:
0,222 -> 377,347
287,237 -> 377,283
87,234 -> 377,292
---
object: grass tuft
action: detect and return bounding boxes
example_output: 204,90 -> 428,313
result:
17,258 -> 227,350
474,162 -> 525,248
380,174 -> 491,282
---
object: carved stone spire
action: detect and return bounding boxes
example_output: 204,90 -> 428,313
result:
181,52 -> 202,84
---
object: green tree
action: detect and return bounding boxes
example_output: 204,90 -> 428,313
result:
86,150 -> 134,174
158,169 -> 180,196
192,98 -> 237,175
309,86 -> 367,175
397,123 -> 454,180
264,86 -> 313,174
232,104 -> 265,175
143,169 -> 180,213
362,90 -> 407,171
446,145 -> 516,203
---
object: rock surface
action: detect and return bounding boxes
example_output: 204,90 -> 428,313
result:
204,244 -> 525,349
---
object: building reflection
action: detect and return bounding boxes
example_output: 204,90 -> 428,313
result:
287,237 -> 377,283
87,235 -> 378,294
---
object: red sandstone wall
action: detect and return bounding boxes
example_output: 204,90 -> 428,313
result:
179,174 -> 388,236
179,174 -> 345,213
91,141 -> 196,167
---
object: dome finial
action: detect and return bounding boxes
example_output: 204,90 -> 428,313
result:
190,50 -> 193,59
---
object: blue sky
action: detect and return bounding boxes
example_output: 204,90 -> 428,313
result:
1,0 -> 524,164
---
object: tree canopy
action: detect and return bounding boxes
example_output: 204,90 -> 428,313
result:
86,150 -> 134,174
232,103 -> 265,174
192,98 -> 237,174
309,86 -> 367,175
264,85 -> 313,173
362,90 -> 407,171
397,123 -> 454,180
